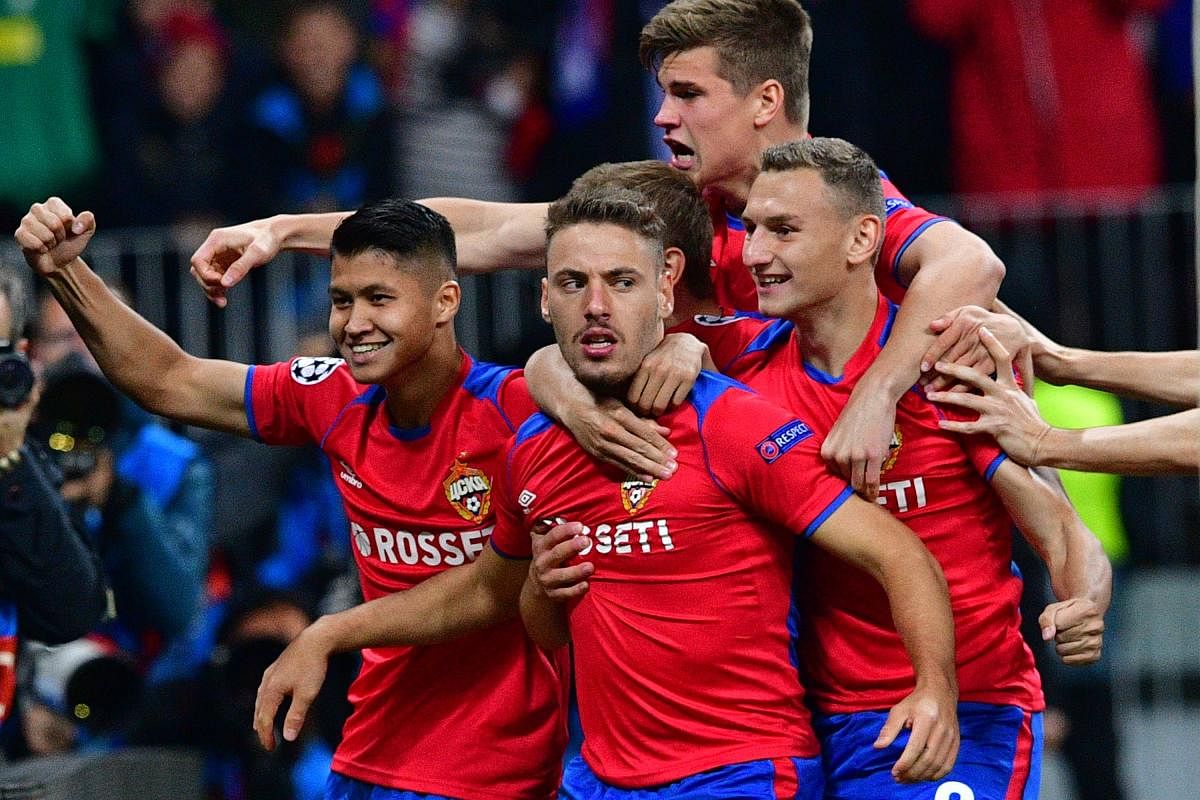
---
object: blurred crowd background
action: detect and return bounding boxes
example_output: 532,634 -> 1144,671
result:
0,1 -> 1195,799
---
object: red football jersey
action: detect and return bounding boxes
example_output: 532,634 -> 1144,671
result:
246,352 -> 568,799
491,372 -> 853,788
707,174 -> 951,311
687,295 -> 1043,714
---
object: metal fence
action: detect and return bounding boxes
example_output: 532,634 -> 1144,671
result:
0,187 -> 1195,564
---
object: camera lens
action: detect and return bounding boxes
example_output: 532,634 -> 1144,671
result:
0,350 -> 34,408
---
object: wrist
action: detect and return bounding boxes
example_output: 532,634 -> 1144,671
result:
1033,345 -> 1073,384
305,614 -> 348,655
1032,425 -> 1069,468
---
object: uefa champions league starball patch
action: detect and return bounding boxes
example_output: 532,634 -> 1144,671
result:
443,456 -> 492,524
289,356 -> 343,385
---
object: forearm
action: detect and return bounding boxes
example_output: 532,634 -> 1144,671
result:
1035,409 -> 1200,475
269,212 -> 350,254
1039,348 -> 1200,407
44,260 -> 210,422
306,560 -> 518,652
877,541 -> 957,691
525,345 -> 595,422
519,576 -> 570,649
869,249 -> 1003,401
418,199 -> 549,274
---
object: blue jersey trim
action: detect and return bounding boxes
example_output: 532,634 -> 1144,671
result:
389,422 -> 431,441
803,486 -> 854,538
490,538 -> 530,561
464,358 -> 523,433
724,318 -> 794,373
787,539 -> 804,670
724,211 -> 745,231
878,300 -> 900,347
689,370 -> 754,431
320,385 -> 378,449
802,362 -> 843,385
244,366 -> 261,442
514,412 -> 556,447
983,452 -> 1008,481
891,217 -> 951,287
877,168 -> 890,182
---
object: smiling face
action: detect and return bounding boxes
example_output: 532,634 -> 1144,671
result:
654,47 -> 764,202
542,223 -> 673,396
327,250 -> 456,385
741,169 -> 864,318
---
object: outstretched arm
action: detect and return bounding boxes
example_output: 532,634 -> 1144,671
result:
190,200 -> 550,305
822,223 -> 1005,500
253,545 -> 527,750
926,301 -> 1200,407
16,199 -> 250,435
990,460 -> 1111,665
811,498 -> 959,784
930,328 -> 1200,475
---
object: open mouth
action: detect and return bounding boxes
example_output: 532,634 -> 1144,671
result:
664,138 -> 696,170
755,274 -> 792,288
579,330 -> 618,359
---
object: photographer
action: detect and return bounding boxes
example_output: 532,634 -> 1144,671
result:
0,268 -> 105,726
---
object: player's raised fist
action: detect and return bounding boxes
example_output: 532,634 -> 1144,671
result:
15,198 -> 97,275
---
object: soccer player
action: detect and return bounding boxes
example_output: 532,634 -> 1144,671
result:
15,197 -> 567,800
504,186 -> 961,797
188,0 -> 1006,498
686,137 -> 1110,799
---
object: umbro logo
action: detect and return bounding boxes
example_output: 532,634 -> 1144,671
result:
338,460 -> 363,489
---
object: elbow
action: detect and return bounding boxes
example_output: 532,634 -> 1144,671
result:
969,242 -> 1006,299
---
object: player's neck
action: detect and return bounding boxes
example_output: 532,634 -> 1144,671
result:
667,291 -> 721,329
381,332 -> 463,428
788,276 -> 877,377
711,123 -> 808,215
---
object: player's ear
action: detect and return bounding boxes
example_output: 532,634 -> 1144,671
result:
752,79 -> 785,129
433,280 -> 460,325
658,267 -> 675,321
539,277 -> 551,323
846,214 -> 882,268
663,247 -> 686,291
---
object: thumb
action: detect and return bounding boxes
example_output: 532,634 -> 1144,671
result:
1039,602 -> 1062,641
873,704 -> 908,748
221,250 -> 260,288
72,211 -> 96,237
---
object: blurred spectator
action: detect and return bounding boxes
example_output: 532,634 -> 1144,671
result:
241,2 -> 396,217
0,0 -> 118,231
108,10 -> 241,230
9,361 -> 211,758
0,269 -> 105,741
910,0 -> 1167,202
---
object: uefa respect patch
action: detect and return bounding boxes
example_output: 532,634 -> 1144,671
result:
756,420 -> 813,463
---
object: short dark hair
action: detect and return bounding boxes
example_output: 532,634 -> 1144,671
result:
545,187 -> 667,268
640,0 -> 812,127
332,198 -> 457,284
0,267 -> 29,342
761,137 -> 885,222
568,161 -> 714,300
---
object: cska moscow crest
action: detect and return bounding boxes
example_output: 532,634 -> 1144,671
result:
443,457 -> 492,524
881,426 -> 903,474
620,477 -> 658,515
